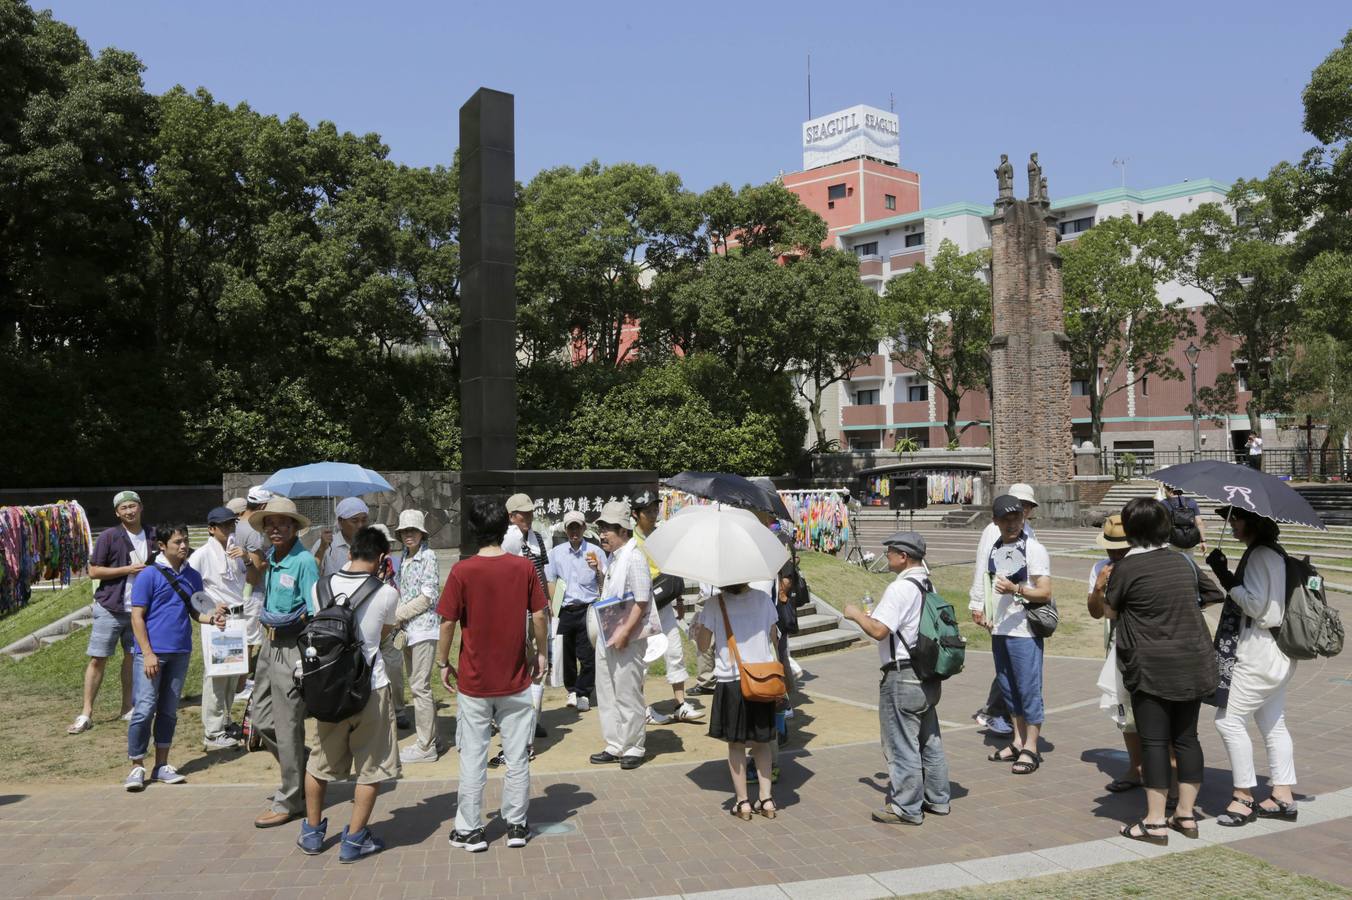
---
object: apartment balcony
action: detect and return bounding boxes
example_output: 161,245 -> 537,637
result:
891,400 -> 931,425
858,255 -> 884,280
852,353 -> 886,378
888,249 -> 925,274
842,404 -> 887,427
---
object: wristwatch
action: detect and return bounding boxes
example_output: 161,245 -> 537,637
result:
436,660 -> 450,670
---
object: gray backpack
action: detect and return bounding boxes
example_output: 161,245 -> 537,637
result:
1270,553 -> 1344,661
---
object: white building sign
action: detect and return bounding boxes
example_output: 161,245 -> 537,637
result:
802,104 -> 899,169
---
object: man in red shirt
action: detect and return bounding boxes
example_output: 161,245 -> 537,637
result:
437,497 -> 549,853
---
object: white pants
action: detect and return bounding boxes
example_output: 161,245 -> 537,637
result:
1215,668 -> 1297,789
201,672 -> 235,740
596,639 -> 647,758
454,688 -> 534,831
657,603 -> 688,685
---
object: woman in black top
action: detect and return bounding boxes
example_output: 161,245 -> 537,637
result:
1105,498 -> 1225,844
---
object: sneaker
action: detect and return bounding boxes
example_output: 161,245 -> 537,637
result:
506,823 -> 529,848
123,765 -> 147,793
400,743 -> 439,764
297,817 -> 327,855
686,683 -> 713,697
782,706 -> 795,720
339,826 -> 385,863
675,702 -> 705,722
203,735 -> 240,752
235,679 -> 254,703
922,801 -> 951,816
646,706 -> 672,725
789,658 -> 804,679
576,696 -> 590,712
566,692 -> 578,708
120,709 -> 134,722
986,716 -> 1014,736
487,751 -> 507,769
449,828 -> 488,852
151,764 -> 186,784
872,807 -> 924,826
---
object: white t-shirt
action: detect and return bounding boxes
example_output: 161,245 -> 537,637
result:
1088,558 -> 1110,593
1249,436 -> 1264,456
986,537 -> 1052,638
188,540 -> 247,609
124,528 -> 149,610
310,571 -> 399,690
871,572 -> 926,666
969,521 -> 1035,610
695,587 -> 778,682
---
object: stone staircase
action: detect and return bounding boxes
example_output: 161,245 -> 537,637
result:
0,602 -> 94,662
787,596 -> 864,657
1295,485 -> 1352,526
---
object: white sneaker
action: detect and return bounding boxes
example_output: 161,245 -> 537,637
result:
120,709 -> 134,722
235,679 -> 254,702
566,692 -> 578,708
123,766 -> 146,792
645,706 -> 671,726
576,696 -> 590,712
783,706 -> 795,720
675,702 -> 706,722
203,735 -> 240,751
789,658 -> 804,679
151,764 -> 186,784
399,743 -> 439,764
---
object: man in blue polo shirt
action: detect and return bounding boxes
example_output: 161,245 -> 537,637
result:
546,510 -> 605,711
248,497 -> 320,829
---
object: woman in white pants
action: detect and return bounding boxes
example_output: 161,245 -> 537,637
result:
1205,506 -> 1298,826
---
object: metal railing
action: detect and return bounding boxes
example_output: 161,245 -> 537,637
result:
1099,448 -> 1350,481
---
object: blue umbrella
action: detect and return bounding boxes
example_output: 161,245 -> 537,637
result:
1149,460 -> 1325,531
262,462 -> 393,499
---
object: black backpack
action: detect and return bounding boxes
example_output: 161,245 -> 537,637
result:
297,574 -> 383,723
1169,496 -> 1202,549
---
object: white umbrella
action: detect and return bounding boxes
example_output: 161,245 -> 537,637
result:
642,505 -> 789,588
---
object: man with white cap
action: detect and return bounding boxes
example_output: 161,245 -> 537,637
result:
545,510 -> 604,711
502,493 -> 551,740
843,531 -> 951,825
317,497 -> 371,578
967,483 -> 1038,736
68,489 -> 156,735
394,509 -> 443,763
588,500 -> 653,770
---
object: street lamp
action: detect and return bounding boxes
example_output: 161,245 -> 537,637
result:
1184,342 -> 1201,460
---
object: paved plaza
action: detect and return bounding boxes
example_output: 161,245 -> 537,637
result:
4,600 -> 1351,899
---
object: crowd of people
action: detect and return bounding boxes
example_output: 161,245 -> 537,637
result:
62,479 -> 1305,858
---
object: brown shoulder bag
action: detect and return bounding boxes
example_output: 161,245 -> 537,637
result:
719,597 -> 787,702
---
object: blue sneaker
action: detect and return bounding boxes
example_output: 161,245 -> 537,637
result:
297,818 -> 327,855
339,826 -> 385,863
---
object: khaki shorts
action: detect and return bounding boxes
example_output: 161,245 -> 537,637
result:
306,684 -> 400,785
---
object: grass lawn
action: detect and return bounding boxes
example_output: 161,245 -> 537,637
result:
797,550 -> 1108,659
913,846 -> 1349,899
0,581 -> 93,649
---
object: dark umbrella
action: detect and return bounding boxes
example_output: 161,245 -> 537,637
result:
750,476 -> 794,522
663,472 -> 789,519
1149,460 -> 1326,531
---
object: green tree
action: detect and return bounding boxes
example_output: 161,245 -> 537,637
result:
702,180 -> 827,256
1177,187 -> 1301,433
1278,333 -> 1352,463
882,240 -> 992,445
1060,214 -> 1192,448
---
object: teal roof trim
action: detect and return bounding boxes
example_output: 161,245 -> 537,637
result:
839,179 -> 1232,238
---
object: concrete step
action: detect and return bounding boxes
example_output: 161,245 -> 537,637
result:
788,627 -> 862,657
794,613 -> 837,636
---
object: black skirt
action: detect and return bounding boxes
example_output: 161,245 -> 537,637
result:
708,680 -> 776,744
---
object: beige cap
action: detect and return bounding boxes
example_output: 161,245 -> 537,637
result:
594,500 -> 634,531
505,493 -> 535,514
396,508 -> 428,535
562,510 -> 586,528
225,497 -> 248,515
1008,483 -> 1038,507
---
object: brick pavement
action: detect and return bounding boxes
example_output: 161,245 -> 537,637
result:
3,638 -> 1349,900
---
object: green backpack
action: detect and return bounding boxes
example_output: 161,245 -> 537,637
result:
893,573 -> 967,681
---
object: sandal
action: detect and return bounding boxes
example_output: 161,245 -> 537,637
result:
1167,815 -> 1199,839
1011,749 -> 1041,775
753,798 -> 777,820
1256,798 -> 1298,822
1120,820 -> 1169,845
1105,778 -> 1142,793
987,745 -> 1019,763
730,799 -> 753,821
1217,795 -> 1257,828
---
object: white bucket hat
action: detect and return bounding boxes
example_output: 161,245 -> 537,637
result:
1008,483 -> 1039,507
396,508 -> 429,536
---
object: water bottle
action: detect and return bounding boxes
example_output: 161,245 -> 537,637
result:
862,591 -> 874,616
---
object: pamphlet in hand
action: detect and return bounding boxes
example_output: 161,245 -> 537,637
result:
202,618 -> 249,677
593,591 -> 654,645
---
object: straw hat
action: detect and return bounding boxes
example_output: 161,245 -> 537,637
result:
396,508 -> 429,536
1096,514 -> 1129,549
247,497 -> 311,532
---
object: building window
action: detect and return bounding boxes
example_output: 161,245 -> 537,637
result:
1071,379 -> 1089,397
1059,216 -> 1094,236
885,194 -> 896,210
851,438 -> 881,451
854,388 -> 880,406
1235,363 -> 1249,392
907,384 -> 928,402
853,241 -> 879,257
828,183 -> 847,201
1140,375 -> 1149,396
904,232 -> 924,248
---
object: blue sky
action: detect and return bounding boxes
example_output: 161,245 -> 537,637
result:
41,1 -> 1348,206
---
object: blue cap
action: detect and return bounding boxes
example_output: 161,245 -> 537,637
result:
206,506 -> 237,525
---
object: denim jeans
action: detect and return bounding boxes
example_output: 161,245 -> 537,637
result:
127,652 -> 190,760
879,668 -> 950,820
454,688 -> 535,831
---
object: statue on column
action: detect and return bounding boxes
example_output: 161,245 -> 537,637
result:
1040,175 -> 1049,204
1027,152 -> 1042,202
995,153 -> 1014,201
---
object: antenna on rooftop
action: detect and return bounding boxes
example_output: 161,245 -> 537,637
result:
807,52 -> 813,119
889,92 -> 895,112
1112,157 -> 1129,189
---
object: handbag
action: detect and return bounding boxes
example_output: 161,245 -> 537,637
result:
718,597 -> 787,702
652,573 -> 686,610
1024,596 -> 1059,638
